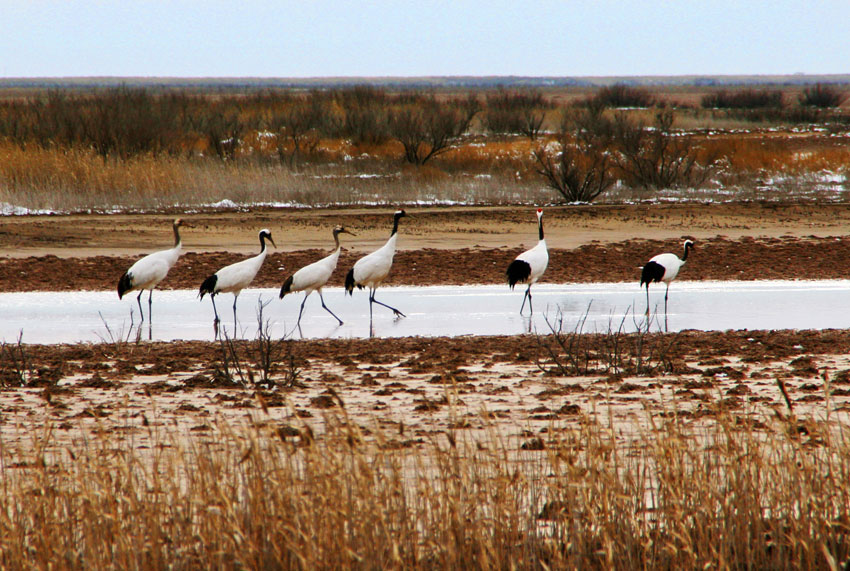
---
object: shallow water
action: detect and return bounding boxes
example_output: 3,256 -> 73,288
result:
1,280 -> 850,345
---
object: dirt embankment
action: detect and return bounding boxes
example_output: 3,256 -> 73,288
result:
1,202 -> 850,292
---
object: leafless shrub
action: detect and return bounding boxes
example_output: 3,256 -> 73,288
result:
613,109 -> 721,190
388,96 -> 476,165
0,331 -> 34,387
201,110 -> 245,161
484,89 -> 550,139
701,88 -> 784,109
269,102 -> 321,168
799,83 -> 847,108
590,83 -> 655,108
535,305 -> 679,376
214,300 -> 300,388
533,105 -> 617,203
533,137 -> 614,203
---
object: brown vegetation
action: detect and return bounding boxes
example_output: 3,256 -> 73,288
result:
0,83 -> 847,211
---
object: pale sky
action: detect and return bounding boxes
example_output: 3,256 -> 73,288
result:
1,1 -> 848,78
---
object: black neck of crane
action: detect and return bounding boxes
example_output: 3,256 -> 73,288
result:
391,213 -> 402,236
173,223 -> 181,248
259,233 -> 268,252
538,215 -> 544,241
682,242 -> 691,261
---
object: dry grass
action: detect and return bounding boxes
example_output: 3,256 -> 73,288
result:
0,142 -> 554,211
0,397 -> 848,569
1,118 -> 848,212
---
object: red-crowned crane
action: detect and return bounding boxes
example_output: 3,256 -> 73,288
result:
506,208 -> 548,315
118,218 -> 188,325
199,229 -> 275,336
280,225 -> 355,327
640,239 -> 694,327
344,210 -> 406,325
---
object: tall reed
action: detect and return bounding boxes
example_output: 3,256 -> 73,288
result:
0,401 -> 847,569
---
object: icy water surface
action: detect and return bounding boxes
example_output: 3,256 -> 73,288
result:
1,281 -> 850,345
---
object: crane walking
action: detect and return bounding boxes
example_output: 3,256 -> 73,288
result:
199,229 -> 276,337
280,225 -> 354,327
345,210 -> 406,327
117,218 -> 188,330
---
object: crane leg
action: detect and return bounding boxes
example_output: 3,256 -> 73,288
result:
136,291 -> 145,322
147,290 -> 154,340
368,290 -> 374,332
296,294 -> 309,327
318,291 -> 344,325
209,295 -> 221,338
370,289 -> 405,318
664,284 -> 670,333
519,285 -> 532,315
232,295 -> 239,337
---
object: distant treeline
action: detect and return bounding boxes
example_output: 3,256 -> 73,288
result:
0,83 -> 845,167
2,74 -> 850,91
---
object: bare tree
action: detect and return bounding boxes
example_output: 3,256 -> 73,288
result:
270,102 -> 320,168
613,110 -> 719,190
534,136 -> 614,203
388,98 -> 475,165
533,106 -> 616,203
202,111 -> 244,161
484,89 -> 549,140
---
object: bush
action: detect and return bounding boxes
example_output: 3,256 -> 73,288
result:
701,89 -> 783,109
484,89 -> 550,139
388,96 -> 478,165
0,87 -> 191,159
799,83 -> 847,108
613,110 -> 721,190
590,83 -> 655,108
533,105 -> 617,203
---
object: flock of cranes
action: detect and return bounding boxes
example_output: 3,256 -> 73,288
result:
118,209 -> 692,336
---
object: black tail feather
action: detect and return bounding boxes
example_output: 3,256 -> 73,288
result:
344,268 -> 356,295
640,261 -> 666,286
506,259 -> 531,289
279,275 -> 294,299
199,274 -> 218,299
117,272 -> 133,299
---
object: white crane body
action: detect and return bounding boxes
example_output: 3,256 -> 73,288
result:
345,210 -> 406,324
506,209 -> 548,315
200,229 -> 275,335
117,218 -> 186,324
281,226 -> 353,326
640,239 -> 694,328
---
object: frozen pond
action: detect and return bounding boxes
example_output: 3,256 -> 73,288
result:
1,280 -> 850,345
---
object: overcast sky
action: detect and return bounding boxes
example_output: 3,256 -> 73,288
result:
2,1 -> 848,78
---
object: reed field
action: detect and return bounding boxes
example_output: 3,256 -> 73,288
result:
1,392 -> 848,569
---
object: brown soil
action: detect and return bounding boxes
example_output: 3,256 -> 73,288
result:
3,330 -> 849,452
1,202 -> 850,292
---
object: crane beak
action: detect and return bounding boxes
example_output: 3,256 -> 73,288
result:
268,236 -> 277,248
